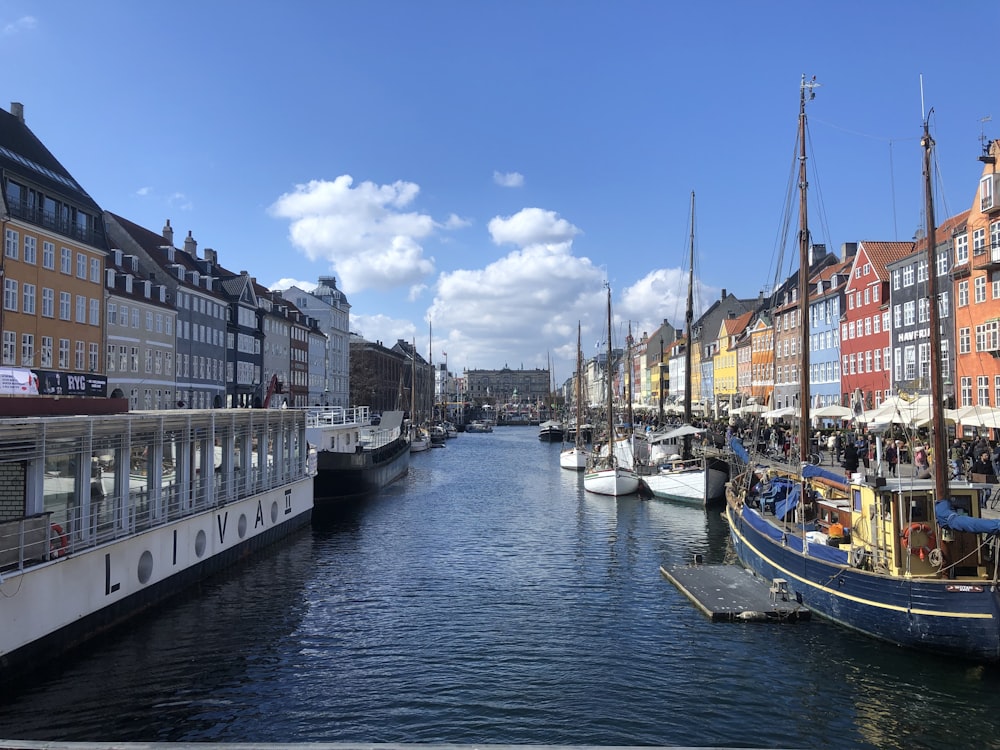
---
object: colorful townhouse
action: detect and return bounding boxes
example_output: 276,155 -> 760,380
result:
953,138 -> 1000,410
808,248 -> 854,409
839,240 -> 912,411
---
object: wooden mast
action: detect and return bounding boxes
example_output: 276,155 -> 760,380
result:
683,191 -> 695,458
797,75 -> 818,465
575,322 -> 584,449
605,284 -> 614,466
922,114 -> 949,501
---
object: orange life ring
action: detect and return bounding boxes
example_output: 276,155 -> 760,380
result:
901,522 -> 936,561
50,523 -> 68,558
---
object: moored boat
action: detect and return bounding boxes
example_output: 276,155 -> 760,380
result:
538,419 -> 565,443
560,322 -> 590,472
0,405 -> 314,681
584,285 -> 639,496
724,76 -> 1000,661
640,192 -> 729,505
306,407 -> 410,503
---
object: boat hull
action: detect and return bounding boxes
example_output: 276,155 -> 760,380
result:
726,500 -> 1000,661
313,437 -> 410,503
584,466 -> 640,496
559,446 -> 589,471
2,477 -> 313,681
643,457 -> 729,504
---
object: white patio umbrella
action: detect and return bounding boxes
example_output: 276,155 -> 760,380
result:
762,406 -> 798,420
810,404 -> 853,420
957,405 -> 1000,429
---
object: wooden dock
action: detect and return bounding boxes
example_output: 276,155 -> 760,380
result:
660,562 -> 811,623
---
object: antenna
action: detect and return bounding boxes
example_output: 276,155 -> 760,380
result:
801,73 -> 820,101
981,115 -> 993,153
920,74 -> 925,123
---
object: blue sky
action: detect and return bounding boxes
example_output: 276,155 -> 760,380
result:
2,1 -> 998,384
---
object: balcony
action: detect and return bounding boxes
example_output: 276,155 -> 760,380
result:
980,174 -> 1000,215
6,201 -> 106,248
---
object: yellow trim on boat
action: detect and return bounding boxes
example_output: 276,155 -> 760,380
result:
729,506 -> 995,621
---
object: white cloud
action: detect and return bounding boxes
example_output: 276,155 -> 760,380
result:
618,268 -> 720,340
136,186 -> 152,197
351,313 -> 417,351
3,16 -> 36,35
269,175 -> 440,294
493,171 -> 524,188
488,207 -> 581,248
168,192 -> 193,211
428,216 -> 604,376
270,278 -> 316,292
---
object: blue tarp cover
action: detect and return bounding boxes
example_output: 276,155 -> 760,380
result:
730,437 -> 750,463
935,500 -> 1000,534
802,464 -> 847,486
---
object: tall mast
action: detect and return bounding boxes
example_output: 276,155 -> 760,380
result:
684,191 -> 695,426
606,284 -> 614,461
683,191 -> 695,459
922,114 -> 948,501
797,75 -> 818,465
575,321 -> 583,448
626,321 -> 634,432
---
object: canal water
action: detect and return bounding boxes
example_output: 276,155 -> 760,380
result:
3,427 -> 1000,748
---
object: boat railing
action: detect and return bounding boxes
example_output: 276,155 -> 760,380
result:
305,405 -> 370,428
1,456 -> 311,575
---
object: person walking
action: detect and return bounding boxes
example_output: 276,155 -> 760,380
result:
842,440 -> 859,479
885,442 -> 898,477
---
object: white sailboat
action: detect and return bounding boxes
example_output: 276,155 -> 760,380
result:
642,192 -> 729,504
409,337 -> 430,453
584,285 -> 639,496
560,322 -> 590,471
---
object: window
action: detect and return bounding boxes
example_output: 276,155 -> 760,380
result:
918,297 -> 929,324
980,376 -> 991,406
893,304 -> 902,328
89,343 -> 98,372
60,248 -> 71,274
903,301 -> 915,326
75,340 -> 84,370
3,279 -> 17,311
41,336 -> 52,368
974,228 -> 986,255
42,241 -> 54,270
20,333 -> 33,366
992,222 -> 1000,257
961,377 -> 973,407
2,331 -> 14,365
873,314 -> 880,334
940,340 -> 949,379
108,302 -> 117,325
75,295 -> 86,323
22,283 -> 35,314
132,308 -> 139,328
107,344 -> 115,372
919,343 -> 930,380
917,259 -> 928,283
59,291 -> 70,320
40,287 -> 53,318
120,304 -> 128,327
884,346 -> 891,371
936,248 -> 948,276
902,265 -> 915,286
960,326 -> 971,354
892,269 -> 900,290
90,258 -> 100,283
23,235 -> 36,264
864,317 -> 872,336
976,321 -> 999,352
939,292 -> 950,319
865,350 -> 872,372
89,298 -> 99,326
959,280 -> 969,307
976,276 -> 987,303
3,228 -> 16,259
119,345 -> 127,371
956,233 -> 969,264
130,346 -> 138,372
58,339 -> 69,369
145,311 -> 152,331
874,348 -> 881,371
145,349 -> 152,373
904,345 -> 916,380
76,252 -> 87,279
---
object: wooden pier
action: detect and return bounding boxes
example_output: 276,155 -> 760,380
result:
660,561 -> 811,623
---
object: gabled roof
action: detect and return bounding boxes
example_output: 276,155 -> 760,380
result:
0,105 -> 101,215
855,241 -> 915,280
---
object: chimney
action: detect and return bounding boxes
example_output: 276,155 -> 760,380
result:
721,288 -> 727,299
204,247 -> 217,265
183,230 -> 197,258
162,219 -> 174,245
10,102 -> 24,124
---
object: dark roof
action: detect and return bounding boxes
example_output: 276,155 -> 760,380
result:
0,105 -> 102,215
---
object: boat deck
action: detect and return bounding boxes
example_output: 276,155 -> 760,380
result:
660,561 -> 811,623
